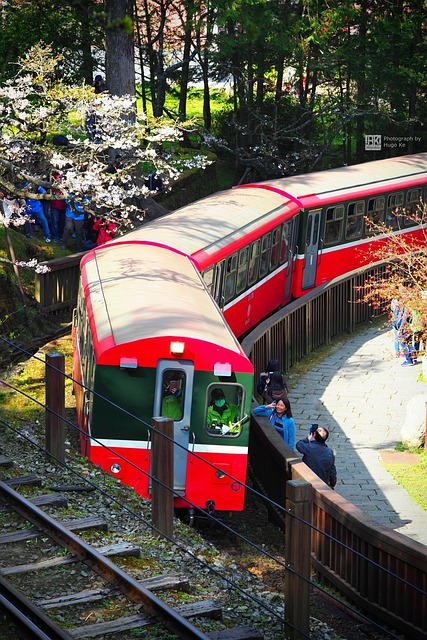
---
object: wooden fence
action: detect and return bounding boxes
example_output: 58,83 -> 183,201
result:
242,264 -> 427,640
34,253 -> 84,314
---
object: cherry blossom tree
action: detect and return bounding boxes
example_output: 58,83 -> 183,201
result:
0,43 -> 212,227
359,207 -> 427,338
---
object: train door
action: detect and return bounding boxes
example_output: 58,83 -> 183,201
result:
282,218 -> 298,299
302,209 -> 321,290
152,360 -> 194,496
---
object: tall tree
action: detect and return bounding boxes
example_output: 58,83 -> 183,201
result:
0,0 -> 103,83
106,0 -> 136,100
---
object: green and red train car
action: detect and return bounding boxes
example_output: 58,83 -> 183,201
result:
73,242 -> 253,514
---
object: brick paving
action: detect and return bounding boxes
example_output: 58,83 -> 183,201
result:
290,323 -> 427,546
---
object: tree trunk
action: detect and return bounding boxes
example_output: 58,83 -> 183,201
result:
178,6 -> 193,122
106,0 -> 136,101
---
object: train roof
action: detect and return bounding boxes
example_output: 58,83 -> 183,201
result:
263,152 -> 427,203
113,153 -> 427,257
111,187 -> 296,257
81,243 -> 245,362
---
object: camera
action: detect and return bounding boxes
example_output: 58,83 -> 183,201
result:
309,423 -> 318,434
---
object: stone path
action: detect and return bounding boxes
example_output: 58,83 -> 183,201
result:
290,323 -> 427,546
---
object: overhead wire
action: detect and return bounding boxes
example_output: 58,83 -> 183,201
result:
0,335 -> 416,639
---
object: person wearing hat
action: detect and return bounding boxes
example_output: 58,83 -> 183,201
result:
207,389 -> 240,433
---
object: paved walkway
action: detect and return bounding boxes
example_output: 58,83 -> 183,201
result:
290,323 -> 427,547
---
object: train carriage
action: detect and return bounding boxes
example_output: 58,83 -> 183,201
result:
73,242 -> 254,513
111,153 -> 427,338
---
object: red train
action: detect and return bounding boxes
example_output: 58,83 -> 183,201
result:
111,152 -> 427,337
73,243 -> 253,515
73,153 -> 427,514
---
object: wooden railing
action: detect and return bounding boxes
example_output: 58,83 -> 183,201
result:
243,264 -> 427,640
248,424 -> 427,640
34,253 -> 84,314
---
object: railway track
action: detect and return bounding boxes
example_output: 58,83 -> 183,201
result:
0,459 -> 263,640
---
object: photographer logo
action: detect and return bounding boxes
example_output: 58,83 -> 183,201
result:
365,135 -> 381,151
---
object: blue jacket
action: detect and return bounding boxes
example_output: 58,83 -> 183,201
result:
296,437 -> 337,488
25,185 -> 46,215
253,405 -> 295,449
65,198 -> 85,221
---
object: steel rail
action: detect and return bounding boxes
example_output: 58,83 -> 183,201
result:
0,574 -> 73,639
0,481 -> 211,640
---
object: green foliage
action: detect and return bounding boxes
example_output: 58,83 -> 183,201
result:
0,0 -> 104,82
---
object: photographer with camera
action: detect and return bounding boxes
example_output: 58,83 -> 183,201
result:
296,424 -> 337,489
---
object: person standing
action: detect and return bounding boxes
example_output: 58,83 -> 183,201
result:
253,398 -> 295,449
60,197 -> 88,251
256,358 -> 288,402
23,182 -> 51,242
262,370 -> 288,404
296,426 -> 337,489
161,377 -> 183,421
50,172 -> 67,243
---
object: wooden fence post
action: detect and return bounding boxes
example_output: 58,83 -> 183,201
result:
284,479 -> 312,640
151,417 -> 174,538
45,352 -> 65,463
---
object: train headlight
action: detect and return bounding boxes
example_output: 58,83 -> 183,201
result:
170,341 -> 185,355
215,469 -> 226,479
111,463 -> 121,474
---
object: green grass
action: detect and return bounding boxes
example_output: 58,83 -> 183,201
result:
383,448 -> 427,511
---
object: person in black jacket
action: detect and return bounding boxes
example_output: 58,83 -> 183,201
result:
257,359 -> 288,401
296,426 -> 337,489
262,370 -> 288,404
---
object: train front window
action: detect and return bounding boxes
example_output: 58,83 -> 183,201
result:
206,385 -> 245,437
161,370 -> 185,421
324,205 -> 344,245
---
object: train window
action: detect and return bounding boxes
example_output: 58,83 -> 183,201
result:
345,201 -> 364,240
224,254 -> 238,302
366,197 -> 385,234
206,384 -> 245,437
324,205 -> 344,245
405,188 -> 423,226
161,370 -> 185,421
236,247 -> 249,294
202,267 -> 214,296
248,240 -> 260,286
386,192 -> 404,230
259,233 -> 271,278
280,222 -> 291,264
270,227 -> 281,270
